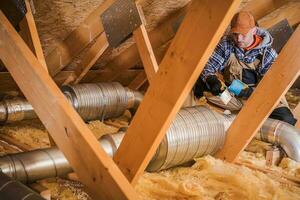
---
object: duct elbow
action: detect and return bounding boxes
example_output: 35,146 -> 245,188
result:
276,122 -> 300,162
259,118 -> 300,162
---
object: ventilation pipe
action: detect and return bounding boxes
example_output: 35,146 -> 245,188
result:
0,172 -> 44,200
0,106 -> 299,183
0,82 -> 142,123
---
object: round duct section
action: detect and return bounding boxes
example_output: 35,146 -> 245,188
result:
62,82 -> 132,121
147,106 -> 225,171
0,106 -> 299,183
0,98 -> 36,123
0,172 -> 44,200
0,82 -> 142,123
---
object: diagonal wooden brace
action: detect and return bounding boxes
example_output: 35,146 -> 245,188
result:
113,0 -> 242,184
0,11 -> 137,200
216,26 -> 300,162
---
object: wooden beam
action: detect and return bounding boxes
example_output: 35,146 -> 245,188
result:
46,0 -> 116,76
127,71 -> 147,90
113,0 -> 241,184
0,69 -> 143,92
257,2 -> 300,29
216,26 -> 300,162
65,33 -> 109,85
102,5 -> 189,82
0,11 -> 137,199
133,24 -> 158,83
133,5 -> 158,83
19,0 -> 47,72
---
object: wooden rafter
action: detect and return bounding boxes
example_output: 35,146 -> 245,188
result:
19,0 -> 47,72
0,11 -> 137,199
133,23 -> 158,83
0,69 -> 143,92
127,71 -> 147,90
64,32 -> 109,85
216,26 -> 300,162
102,5 -> 189,82
133,4 -> 158,84
46,0 -> 116,76
113,0 -> 242,184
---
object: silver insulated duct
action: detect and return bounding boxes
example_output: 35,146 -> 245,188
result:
0,106 -> 300,183
0,98 -> 36,123
0,172 -> 44,200
256,118 -> 300,162
0,82 -> 142,123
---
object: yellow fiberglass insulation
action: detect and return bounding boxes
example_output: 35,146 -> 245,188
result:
135,156 -> 300,200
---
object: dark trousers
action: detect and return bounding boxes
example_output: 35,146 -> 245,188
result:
194,78 -> 298,126
270,107 -> 297,126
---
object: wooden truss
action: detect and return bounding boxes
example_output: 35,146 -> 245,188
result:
1,0 -> 300,199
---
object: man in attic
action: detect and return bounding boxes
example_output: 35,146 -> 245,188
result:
193,11 -> 297,125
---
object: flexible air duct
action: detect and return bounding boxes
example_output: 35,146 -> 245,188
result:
256,118 -> 300,162
0,106 -> 299,183
0,98 -> 36,122
0,82 -> 142,123
0,172 -> 44,200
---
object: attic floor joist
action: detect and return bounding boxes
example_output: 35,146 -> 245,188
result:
216,26 -> 300,162
0,11 -> 137,199
113,0 -> 242,184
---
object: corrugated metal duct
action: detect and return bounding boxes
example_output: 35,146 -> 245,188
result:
1,106 -> 299,183
0,82 -> 142,123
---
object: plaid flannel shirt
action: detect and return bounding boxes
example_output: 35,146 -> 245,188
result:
200,28 -> 278,81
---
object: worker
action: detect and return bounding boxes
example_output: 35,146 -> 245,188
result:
193,11 -> 297,125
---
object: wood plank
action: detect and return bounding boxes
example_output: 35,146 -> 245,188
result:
0,11 -> 137,200
127,71 -> 147,90
46,0 -> 116,76
0,134 -> 32,151
66,33 -> 109,84
216,26 -> 300,162
18,0 -> 54,146
0,69 -> 143,92
257,2 -> 300,29
133,24 -> 159,83
113,0 -> 242,184
102,5 -> 189,82
19,0 -> 48,72
133,5 -> 158,84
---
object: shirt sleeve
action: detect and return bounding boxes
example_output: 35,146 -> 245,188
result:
259,47 -> 278,76
200,39 -> 229,80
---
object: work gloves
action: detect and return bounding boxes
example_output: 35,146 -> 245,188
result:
228,79 -> 254,99
206,75 -> 223,96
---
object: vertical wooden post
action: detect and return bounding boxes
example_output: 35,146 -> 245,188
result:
216,26 -> 300,162
113,0 -> 242,184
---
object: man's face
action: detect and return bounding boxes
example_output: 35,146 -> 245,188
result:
232,27 -> 256,49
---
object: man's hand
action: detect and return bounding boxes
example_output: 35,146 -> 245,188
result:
206,75 -> 223,96
238,87 -> 253,99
